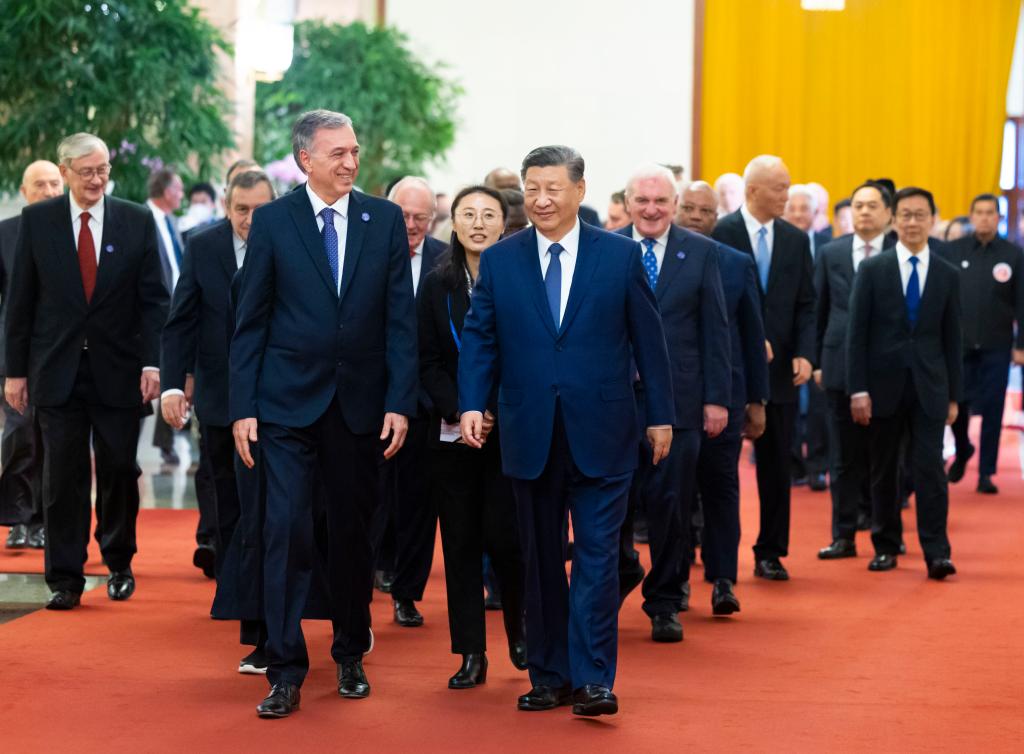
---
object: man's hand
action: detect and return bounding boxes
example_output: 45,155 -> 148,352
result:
4,377 -> 28,415
184,374 -> 195,405
380,413 -> 409,460
140,370 -> 160,402
851,394 -> 872,426
946,401 -> 958,426
765,340 -> 774,363
647,425 -> 672,465
743,402 -> 766,440
703,404 -> 728,439
233,418 -> 258,469
162,394 -> 190,429
480,409 -> 496,443
460,410 -> 484,449
1013,348 -> 1024,366
813,369 -> 823,387
792,357 -> 812,386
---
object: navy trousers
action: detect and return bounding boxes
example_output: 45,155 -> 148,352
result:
951,348 -> 1011,477
824,389 -> 872,541
696,409 -> 744,583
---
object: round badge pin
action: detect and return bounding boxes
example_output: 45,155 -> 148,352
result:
361,212 -> 370,222
993,262 -> 1012,283
960,260 -> 969,269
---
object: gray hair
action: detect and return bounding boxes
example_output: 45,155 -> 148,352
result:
57,132 -> 109,165
387,175 -> 437,211
624,163 -> 678,199
291,110 -> 354,173
227,169 -> 276,204
520,145 -> 585,182
787,183 -> 818,212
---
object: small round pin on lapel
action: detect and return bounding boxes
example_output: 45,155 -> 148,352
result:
676,251 -> 686,259
105,244 -> 114,253
361,212 -> 370,222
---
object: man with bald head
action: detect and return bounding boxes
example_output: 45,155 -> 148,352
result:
712,155 -> 815,581
1,161 -> 63,549
484,167 -> 522,192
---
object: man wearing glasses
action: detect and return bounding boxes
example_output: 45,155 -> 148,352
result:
4,132 -> 168,610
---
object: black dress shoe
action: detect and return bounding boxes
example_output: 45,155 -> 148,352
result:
192,544 -> 216,579
976,475 -> 998,494
651,613 -> 683,643
754,559 -> 789,580
374,570 -> 394,593
618,561 -> 645,608
107,570 -> 135,601
818,538 -> 857,560
337,659 -> 370,698
680,580 -> 690,612
856,511 -> 872,531
899,541 -> 907,555
927,558 -> 957,580
508,640 -> 528,671
633,516 -> 650,544
947,445 -> 974,483
46,590 -> 81,610
517,684 -> 573,711
572,685 -> 618,717
808,473 -> 828,491
449,653 -> 488,689
26,523 -> 45,549
5,524 -> 28,549
256,683 -> 300,718
868,554 -> 898,571
791,475 -> 808,487
160,448 -> 181,466
393,598 -> 424,627
711,579 -> 740,616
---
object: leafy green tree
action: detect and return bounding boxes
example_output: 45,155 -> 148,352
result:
255,21 -> 460,194
0,0 -> 233,201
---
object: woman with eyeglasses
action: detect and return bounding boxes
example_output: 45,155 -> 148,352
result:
417,185 -> 527,689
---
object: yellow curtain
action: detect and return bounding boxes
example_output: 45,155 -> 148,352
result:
700,0 -> 1019,217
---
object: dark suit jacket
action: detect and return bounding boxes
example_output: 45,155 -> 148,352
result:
847,248 -> 963,420
161,219 -> 237,426
0,215 -> 21,375
458,223 -> 674,479
618,224 -> 730,427
230,186 -> 418,430
712,209 -> 816,403
412,236 -> 447,416
4,195 -> 167,408
716,243 -> 769,409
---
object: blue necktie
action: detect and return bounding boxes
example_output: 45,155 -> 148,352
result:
164,215 -> 182,268
641,238 -> 658,290
755,226 -> 770,290
906,255 -> 921,327
545,243 -> 563,328
320,207 -> 339,288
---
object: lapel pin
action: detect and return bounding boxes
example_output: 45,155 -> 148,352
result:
676,251 -> 686,259
105,244 -> 115,253
960,260 -> 969,269
361,212 -> 370,222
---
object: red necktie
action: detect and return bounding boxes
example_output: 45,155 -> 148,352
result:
78,211 -> 97,302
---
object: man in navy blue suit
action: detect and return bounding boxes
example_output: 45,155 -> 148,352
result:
230,110 -> 418,718
459,145 -> 674,717
616,166 -> 730,643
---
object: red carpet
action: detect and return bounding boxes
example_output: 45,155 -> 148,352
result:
2,424 -> 1022,752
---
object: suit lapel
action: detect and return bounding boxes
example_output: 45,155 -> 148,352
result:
522,228 -> 558,339
50,195 -> 88,308
288,186 -> 338,299
338,191 -> 366,306
655,225 -> 686,301
728,210 -> 754,254
840,236 -> 855,283
216,221 -> 238,281
913,250 -> 942,330
91,197 -> 124,306
882,251 -> 910,333
559,223 -> 600,336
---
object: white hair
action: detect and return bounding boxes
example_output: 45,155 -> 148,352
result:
57,132 -> 109,165
714,172 -> 743,190
624,163 -> 678,198
787,183 -> 819,213
742,154 -> 785,184
388,175 -> 437,211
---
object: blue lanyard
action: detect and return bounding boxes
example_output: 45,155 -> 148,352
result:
447,293 -> 461,352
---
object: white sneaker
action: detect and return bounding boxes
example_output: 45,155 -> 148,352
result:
238,648 -> 268,675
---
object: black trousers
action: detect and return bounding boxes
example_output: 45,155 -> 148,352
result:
202,423 -> 242,576
0,382 -> 42,528
260,395 -> 380,687
951,348 -> 1011,477
697,409 -> 744,583
824,389 -> 872,541
431,437 -> 524,655
194,419 -> 218,547
792,383 -> 829,478
36,354 -> 141,593
753,401 -> 796,561
868,374 -> 951,562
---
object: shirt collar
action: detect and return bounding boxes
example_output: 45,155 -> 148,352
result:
410,239 -> 425,258
537,218 -> 581,258
232,232 -> 247,254
632,225 -> 671,248
896,241 -> 930,266
306,183 -> 350,220
855,232 -> 885,251
71,193 -> 104,225
740,204 -> 773,236
146,199 -> 166,221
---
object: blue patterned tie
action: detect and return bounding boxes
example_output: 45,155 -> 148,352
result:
320,207 -> 339,288
755,226 -> 770,290
641,238 -> 658,290
545,242 -> 563,328
906,255 -> 921,327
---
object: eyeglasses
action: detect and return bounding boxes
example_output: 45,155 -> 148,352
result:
69,164 -> 111,180
896,211 -> 931,223
402,212 -> 433,226
679,204 -> 718,218
456,210 -> 503,224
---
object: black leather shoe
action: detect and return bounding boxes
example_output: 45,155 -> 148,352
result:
633,516 -> 650,544
818,538 -> 857,559
508,640 -> 528,671
393,598 -> 424,627
192,544 -> 216,579
5,524 -> 28,549
754,559 -> 789,580
977,475 -> 998,494
868,554 -> 898,571
856,511 -> 872,531
46,590 -> 81,610
927,559 -> 957,580
256,683 -> 300,718
517,684 -> 573,711
711,579 -> 740,616
337,660 -> 370,698
26,523 -> 45,549
651,613 -> 683,643
449,653 -> 488,689
374,570 -> 394,593
618,561 -> 645,608
572,685 -> 618,717
808,473 -> 828,491
107,570 -> 135,601
947,445 -> 973,483
680,580 -> 690,612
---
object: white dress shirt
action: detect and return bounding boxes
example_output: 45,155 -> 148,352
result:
537,220 -> 581,327
740,204 -> 774,257
306,183 -> 349,294
895,242 -> 930,295
410,239 -> 424,295
631,226 -> 669,274
70,194 -> 104,263
852,232 -> 885,272
233,233 -> 247,270
147,199 -> 181,288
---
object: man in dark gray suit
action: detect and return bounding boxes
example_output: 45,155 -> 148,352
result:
0,160 -> 63,549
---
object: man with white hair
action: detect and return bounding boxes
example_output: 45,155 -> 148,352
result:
4,132 -> 168,610
712,155 -> 816,581
807,182 -> 832,236
714,172 -> 745,215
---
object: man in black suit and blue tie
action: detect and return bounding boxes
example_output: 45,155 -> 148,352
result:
231,110 -> 418,718
459,145 -> 674,717
616,165 -> 730,642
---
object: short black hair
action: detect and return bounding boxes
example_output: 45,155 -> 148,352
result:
500,188 -> 524,207
611,190 -> 626,205
969,193 -> 1001,214
893,186 -> 936,215
851,181 -> 893,209
226,169 -> 275,204
520,145 -> 584,182
833,198 -> 851,214
147,167 -> 179,199
188,182 -> 216,204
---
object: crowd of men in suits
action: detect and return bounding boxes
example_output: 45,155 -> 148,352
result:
1,110 -> 1022,721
